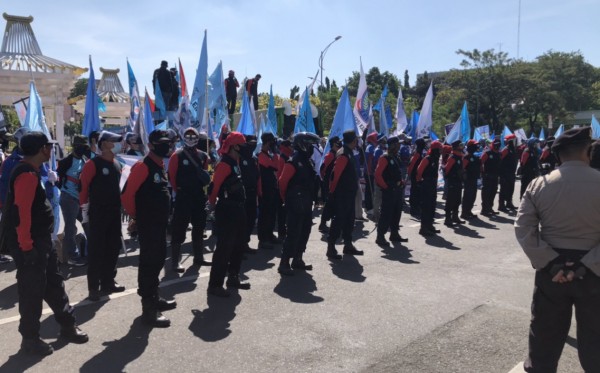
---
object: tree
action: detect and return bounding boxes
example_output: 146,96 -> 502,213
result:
289,85 -> 300,100
69,78 -> 88,99
403,70 -> 410,91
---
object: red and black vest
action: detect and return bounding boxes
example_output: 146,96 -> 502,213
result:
88,157 -> 122,212
446,154 -> 464,184
381,153 -> 403,190
331,146 -> 358,195
286,153 -> 314,200
464,154 -> 481,180
135,156 -> 170,223
218,155 -> 246,204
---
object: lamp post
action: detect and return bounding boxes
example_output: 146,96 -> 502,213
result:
318,35 -> 342,136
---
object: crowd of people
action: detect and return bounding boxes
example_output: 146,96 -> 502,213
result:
1,121 -> 600,367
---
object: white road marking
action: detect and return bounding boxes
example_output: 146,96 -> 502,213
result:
508,362 -> 525,373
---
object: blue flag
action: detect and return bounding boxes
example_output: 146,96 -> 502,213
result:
500,125 -> 513,148
319,88 -> 355,172
294,89 -> 316,134
553,124 -> 564,138
539,128 -> 546,141
208,60 -> 228,133
127,61 -> 141,133
24,81 -> 50,138
154,78 -> 167,119
267,85 -> 278,135
445,101 -> 471,144
373,84 -> 389,111
408,111 -> 420,139
190,29 -> 208,125
82,56 -> 100,137
127,59 -> 137,96
236,89 -> 255,136
474,127 -> 482,141
378,98 -> 389,137
430,130 -> 439,140
591,115 -> 600,139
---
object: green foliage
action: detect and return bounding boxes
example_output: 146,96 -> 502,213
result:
70,78 -> 88,99
1,106 -> 20,132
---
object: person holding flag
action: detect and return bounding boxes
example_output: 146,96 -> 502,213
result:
79,131 -> 125,301
499,134 -> 519,212
207,132 -> 250,297
121,130 -> 175,327
318,136 -> 341,234
167,128 -> 212,273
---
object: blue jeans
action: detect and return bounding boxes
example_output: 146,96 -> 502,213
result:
60,193 -> 82,260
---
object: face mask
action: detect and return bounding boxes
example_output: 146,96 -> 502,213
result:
152,143 -> 171,158
110,142 -> 122,155
74,147 -> 86,157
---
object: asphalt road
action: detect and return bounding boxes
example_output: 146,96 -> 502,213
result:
0,183 -> 585,373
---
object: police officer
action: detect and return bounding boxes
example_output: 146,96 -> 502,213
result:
460,140 -> 481,220
515,127 -> 600,372
239,134 -> 260,253
326,130 -> 363,260
318,136 -> 341,233
207,132 -> 249,297
499,134 -> 518,211
416,140 -> 443,236
167,128 -> 212,272
539,136 -> 557,175
407,138 -> 427,217
3,132 -> 88,355
257,132 -> 280,249
374,136 -> 408,246
122,130 -> 175,327
277,132 -> 320,275
519,138 -> 541,199
444,140 -> 465,226
480,138 -> 501,216
79,131 -> 125,301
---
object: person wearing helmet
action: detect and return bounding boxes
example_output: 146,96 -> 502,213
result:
239,135 -> 260,254
461,140 -> 481,220
539,136 -> 557,175
207,132 -> 250,297
79,131 -> 125,301
327,130 -> 364,259
257,132 -> 281,249
443,140 -> 465,227
224,70 -> 240,115
374,136 -> 408,246
277,132 -> 320,275
318,136 -> 341,233
519,137 -> 541,199
480,138 -> 501,216
121,130 -> 175,327
167,127 -> 212,273
407,138 -> 427,217
0,127 -> 30,208
499,134 -> 518,211
416,140 -> 443,236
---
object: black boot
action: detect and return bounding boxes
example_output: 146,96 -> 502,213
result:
343,243 -> 364,256
291,255 -> 312,271
20,337 -> 53,356
141,297 -> 171,328
452,212 -> 465,224
226,275 -> 251,290
156,297 -> 177,311
498,200 -> 508,212
444,215 -> 454,227
278,257 -> 294,276
375,233 -> 390,246
326,243 -> 342,260
193,242 -> 212,267
389,232 -> 409,243
318,221 -> 329,233
171,243 -> 184,273
59,324 -> 89,344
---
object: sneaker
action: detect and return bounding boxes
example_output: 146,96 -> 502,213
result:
59,325 -> 89,344
207,286 -> 231,297
157,298 -> 177,311
67,257 -> 87,267
0,255 -> 13,264
21,337 -> 53,356
226,276 -> 251,290
142,310 -> 171,328
343,244 -> 364,256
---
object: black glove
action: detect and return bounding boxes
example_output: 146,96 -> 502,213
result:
544,255 -> 566,277
22,249 -> 38,267
564,260 -> 588,280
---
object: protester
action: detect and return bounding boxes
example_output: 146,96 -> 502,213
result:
417,140 -> 442,236
246,74 -> 261,110
225,70 -> 240,115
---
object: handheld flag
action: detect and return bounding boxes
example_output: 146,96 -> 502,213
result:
190,29 -> 208,125
445,101 -> 470,144
208,60 -> 228,130
153,78 -> 167,119
415,82 -> 433,139
294,89 -> 316,134
353,59 -> 370,133
394,87 -> 408,135
539,128 -> 546,141
320,88 -> 355,171
267,85 -> 278,135
553,124 -> 564,138
126,60 -> 141,133
591,115 -> 600,139
82,56 -> 101,137
24,81 -> 50,138
236,89 -> 255,135
500,125 -> 513,147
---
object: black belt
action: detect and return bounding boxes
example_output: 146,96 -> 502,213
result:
554,248 -> 587,260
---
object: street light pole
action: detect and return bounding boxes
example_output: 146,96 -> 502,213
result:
318,35 -> 342,136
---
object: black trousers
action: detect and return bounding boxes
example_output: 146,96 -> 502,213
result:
208,202 -> 246,288
445,182 -> 463,216
257,190 -> 277,242
10,236 -> 75,339
524,270 -> 600,373
378,188 -> 403,235
244,189 -> 257,246
499,174 -> 516,206
327,192 -> 355,245
364,175 -> 374,211
461,178 -> 478,214
481,175 -> 498,212
420,181 -> 437,229
520,175 -> 535,200
277,195 -> 287,239
137,217 -> 168,299
409,179 -> 422,213
226,96 -> 236,115
87,208 -> 122,291
282,195 -> 312,259
171,192 -> 207,256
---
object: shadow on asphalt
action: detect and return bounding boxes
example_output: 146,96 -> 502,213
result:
189,293 -> 241,342
329,255 -> 366,283
381,244 -> 420,264
0,281 -> 17,311
488,214 -> 515,225
0,346 -> 49,372
0,261 -> 16,274
424,235 -> 461,251
453,224 -> 484,239
80,317 -> 150,372
467,218 -> 499,230
273,272 -> 324,303
241,246 -> 277,274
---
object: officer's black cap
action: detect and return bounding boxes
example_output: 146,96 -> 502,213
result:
20,132 -> 57,156
245,134 -> 257,143
342,130 -> 357,144
73,135 -> 89,147
387,136 -> 400,146
148,130 -> 170,144
261,132 -> 275,143
329,136 -> 341,146
98,131 -> 123,147
551,127 -> 592,153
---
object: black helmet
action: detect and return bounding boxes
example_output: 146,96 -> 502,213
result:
261,132 -> 275,143
293,132 -> 320,153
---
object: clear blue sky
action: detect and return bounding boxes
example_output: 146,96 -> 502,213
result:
4,0 -> 600,98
